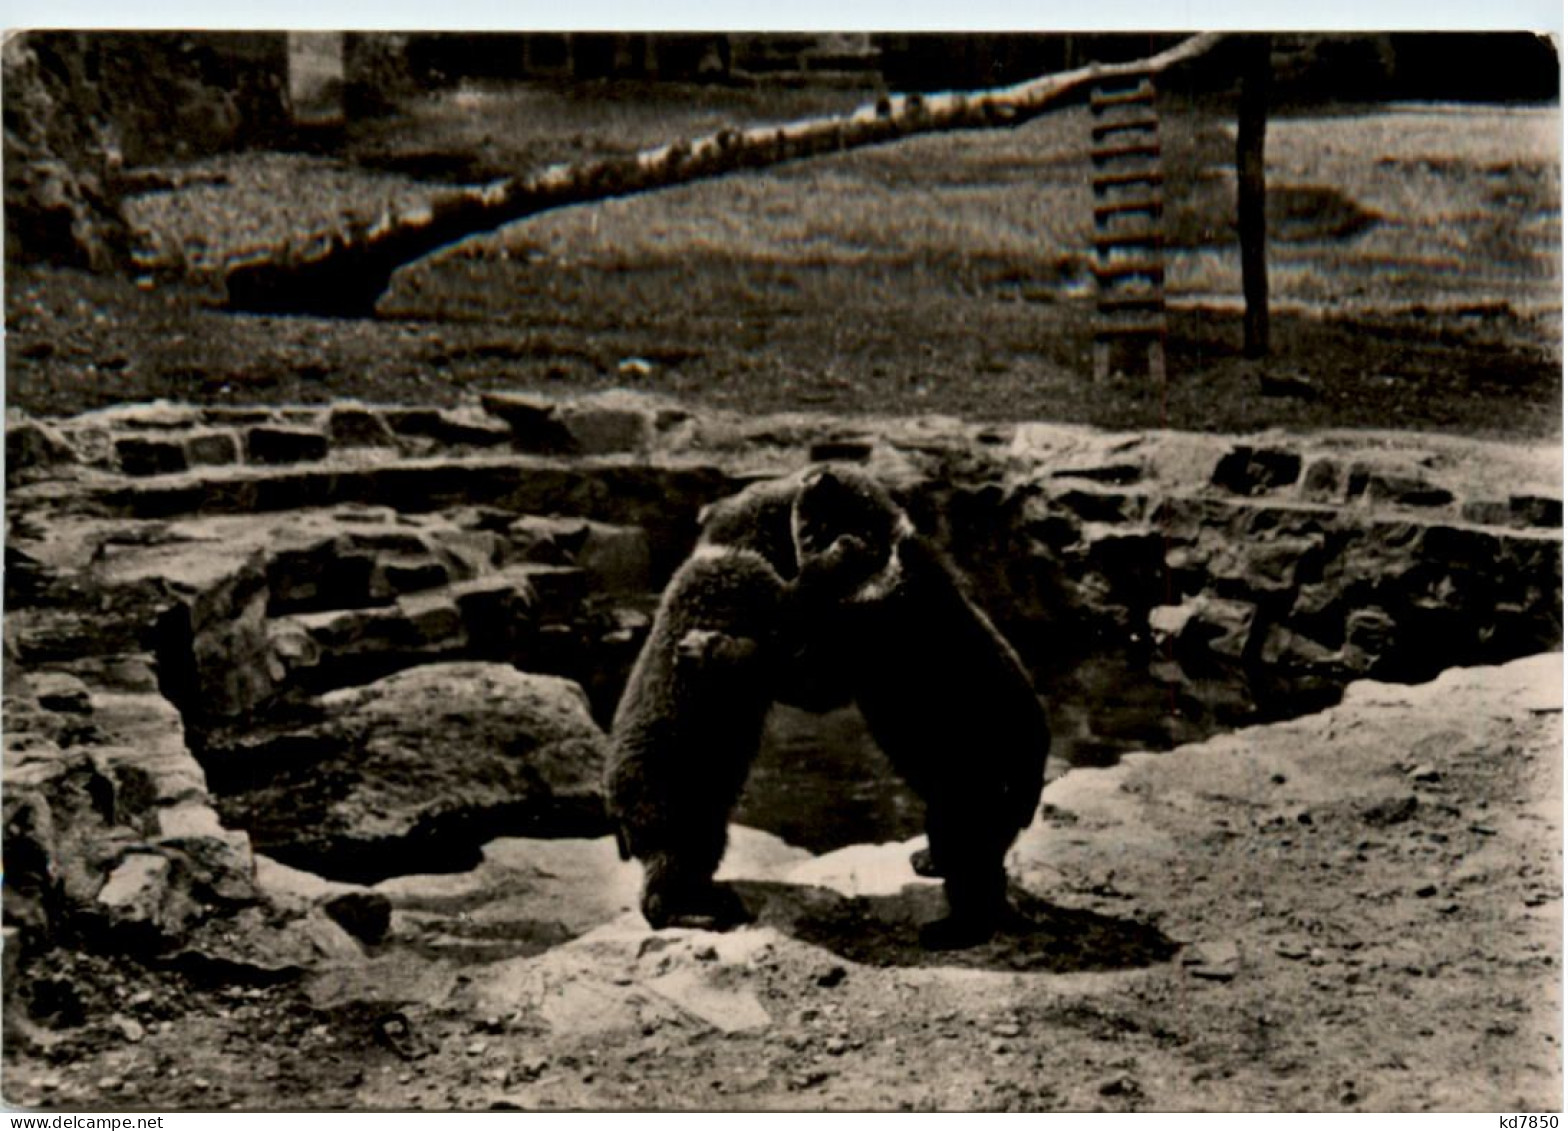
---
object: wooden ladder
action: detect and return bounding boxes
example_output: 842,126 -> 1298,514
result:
1089,71 -> 1167,382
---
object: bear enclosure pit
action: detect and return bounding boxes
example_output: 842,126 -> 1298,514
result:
4,389 -> 1561,975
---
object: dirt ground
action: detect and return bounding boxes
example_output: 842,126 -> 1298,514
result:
3,656 -> 1560,1112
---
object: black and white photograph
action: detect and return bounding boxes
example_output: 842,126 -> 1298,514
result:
1,24 -> 1561,1113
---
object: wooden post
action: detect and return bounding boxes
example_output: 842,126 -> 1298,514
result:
286,32 -> 345,127
1236,34 -> 1271,359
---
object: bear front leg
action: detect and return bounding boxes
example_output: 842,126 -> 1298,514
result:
640,849 -> 752,931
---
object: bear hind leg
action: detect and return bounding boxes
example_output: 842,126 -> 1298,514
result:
920,809 -> 1015,950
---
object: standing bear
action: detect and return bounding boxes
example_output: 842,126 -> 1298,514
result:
604,545 -> 786,930
609,464 -> 1050,949
789,465 -> 1052,949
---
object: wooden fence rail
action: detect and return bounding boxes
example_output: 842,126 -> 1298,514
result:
223,33 -> 1228,317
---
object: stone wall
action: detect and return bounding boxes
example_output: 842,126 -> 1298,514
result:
922,428 -> 1560,746
4,390 -> 1560,971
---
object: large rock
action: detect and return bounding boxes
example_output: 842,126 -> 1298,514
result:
480,389 -> 691,456
1211,445 -> 1302,496
382,407 -> 513,449
3,662 -> 258,953
213,663 -> 611,883
504,516 -> 652,594
1149,594 -> 1260,665
5,413 -> 78,485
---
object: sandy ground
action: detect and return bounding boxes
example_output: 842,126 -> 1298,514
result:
5,654 -> 1559,1112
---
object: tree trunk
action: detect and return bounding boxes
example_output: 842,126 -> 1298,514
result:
223,33 -> 1226,317
1236,34 -> 1272,359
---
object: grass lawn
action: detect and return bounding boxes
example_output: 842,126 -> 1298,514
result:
9,80 -> 1561,437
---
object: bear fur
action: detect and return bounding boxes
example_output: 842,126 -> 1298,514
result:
696,471 -> 854,714
791,465 -> 1051,949
604,545 -> 787,930
697,474 -> 804,580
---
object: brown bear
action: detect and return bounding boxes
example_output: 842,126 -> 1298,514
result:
790,466 -> 1051,949
604,545 -> 786,929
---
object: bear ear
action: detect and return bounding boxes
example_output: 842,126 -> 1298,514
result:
806,467 -> 840,491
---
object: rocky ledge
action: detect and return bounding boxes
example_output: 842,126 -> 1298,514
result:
2,390 -> 1561,1109
4,653 -> 1559,1110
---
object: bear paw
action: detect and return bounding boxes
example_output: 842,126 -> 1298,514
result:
909,845 -> 941,878
642,882 -> 754,932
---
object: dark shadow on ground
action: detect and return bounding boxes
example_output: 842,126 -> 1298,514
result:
732,880 -> 1179,973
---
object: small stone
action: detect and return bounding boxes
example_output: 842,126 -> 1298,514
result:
328,406 -> 397,448
1363,795 -> 1419,827
1183,940 -> 1240,982
185,431 -> 239,467
466,1040 -> 488,1057
322,891 -> 393,945
517,1056 -> 549,1080
617,357 -> 655,379
32,672 -> 92,714
245,426 -> 329,465
1460,500 -> 1513,527
824,1037 -> 848,1056
1212,446 -> 1301,496
1510,495 -> 1562,528
96,854 -> 172,928
1099,1075 -> 1140,1097
692,945 -> 719,963
113,1015 -> 145,1043
993,1021 -> 1023,1038
1359,471 -> 1453,508
989,1039 -> 1011,1055
1300,458 -> 1342,500
1408,764 -> 1442,784
1414,884 -> 1438,899
115,436 -> 187,477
